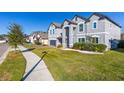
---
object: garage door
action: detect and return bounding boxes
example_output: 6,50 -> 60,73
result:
50,40 -> 56,46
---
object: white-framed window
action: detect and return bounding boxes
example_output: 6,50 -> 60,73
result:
92,21 -> 97,29
79,23 -> 84,32
50,30 -> 52,35
78,38 -> 85,43
92,37 -> 99,43
53,29 -> 55,34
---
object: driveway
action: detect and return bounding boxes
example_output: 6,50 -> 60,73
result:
0,44 -> 9,57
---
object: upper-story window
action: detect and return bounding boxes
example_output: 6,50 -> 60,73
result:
60,33 -> 62,36
79,24 -> 84,32
53,29 -> 55,34
50,30 -> 52,35
92,21 -> 97,29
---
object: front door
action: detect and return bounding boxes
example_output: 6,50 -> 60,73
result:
65,27 -> 69,48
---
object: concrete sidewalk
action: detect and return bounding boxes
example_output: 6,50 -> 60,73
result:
18,46 -> 54,81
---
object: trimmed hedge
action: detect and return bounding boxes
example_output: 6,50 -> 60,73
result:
73,43 -> 106,52
57,44 -> 63,48
34,40 -> 41,45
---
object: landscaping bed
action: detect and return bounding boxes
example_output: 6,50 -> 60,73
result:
25,44 -> 124,80
73,43 -> 107,52
0,51 -> 26,80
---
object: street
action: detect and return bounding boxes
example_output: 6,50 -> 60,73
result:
0,44 -> 9,57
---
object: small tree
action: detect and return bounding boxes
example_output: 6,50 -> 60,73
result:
8,23 -> 24,51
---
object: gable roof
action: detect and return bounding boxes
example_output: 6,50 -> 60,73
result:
61,19 -> 77,27
72,15 -> 88,21
47,22 -> 61,32
52,22 -> 61,28
31,31 -> 48,39
87,12 -> 121,28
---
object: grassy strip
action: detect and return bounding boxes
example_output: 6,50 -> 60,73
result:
0,51 -> 26,81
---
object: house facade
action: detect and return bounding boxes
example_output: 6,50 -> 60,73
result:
0,34 -> 8,44
48,13 -> 121,49
26,31 -> 48,45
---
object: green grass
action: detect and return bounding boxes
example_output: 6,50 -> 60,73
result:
25,44 -> 124,80
0,51 -> 26,81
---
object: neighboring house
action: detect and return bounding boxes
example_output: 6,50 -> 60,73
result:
121,33 -> 124,40
0,35 -> 7,43
27,31 -> 48,45
48,13 -> 121,49
0,39 -> 6,43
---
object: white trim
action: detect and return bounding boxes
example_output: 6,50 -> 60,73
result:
78,22 -> 85,32
92,21 -> 97,29
76,32 -> 109,36
87,32 -> 109,35
91,35 -> 100,37
63,25 -> 70,28
77,37 -> 86,43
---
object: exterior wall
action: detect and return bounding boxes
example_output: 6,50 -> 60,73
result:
41,39 -> 48,45
0,40 -> 6,43
30,36 -> 35,44
48,24 -> 62,47
104,19 -> 121,48
86,15 -> 105,33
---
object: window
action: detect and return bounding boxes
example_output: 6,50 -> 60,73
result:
79,24 -> 84,32
92,21 -> 97,29
53,29 -> 55,34
92,37 -> 98,43
73,27 -> 76,31
78,38 -> 85,43
50,30 -> 52,35
60,33 -> 62,36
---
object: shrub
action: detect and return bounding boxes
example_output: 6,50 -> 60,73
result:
73,43 -> 82,49
42,44 -> 48,46
95,44 -> 107,52
73,42 -> 106,52
34,40 -> 41,45
118,40 -> 124,48
57,44 -> 63,48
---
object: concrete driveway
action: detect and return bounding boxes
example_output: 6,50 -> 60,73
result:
0,44 -> 9,57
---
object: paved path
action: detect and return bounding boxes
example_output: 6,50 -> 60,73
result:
62,48 -> 103,54
18,46 -> 54,81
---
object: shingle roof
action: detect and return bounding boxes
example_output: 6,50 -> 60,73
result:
31,31 -> 48,39
72,15 -> 88,21
61,19 -> 77,27
88,12 -> 121,28
52,22 -> 61,28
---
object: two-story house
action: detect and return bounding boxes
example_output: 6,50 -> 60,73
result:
48,13 -> 121,49
27,31 -> 48,45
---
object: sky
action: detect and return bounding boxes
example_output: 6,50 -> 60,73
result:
0,12 -> 124,35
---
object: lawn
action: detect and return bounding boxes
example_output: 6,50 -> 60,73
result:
0,51 -> 26,80
25,44 -> 124,80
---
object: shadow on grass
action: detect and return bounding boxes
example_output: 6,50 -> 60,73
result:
21,51 -> 48,81
112,48 -> 124,53
21,48 -> 35,52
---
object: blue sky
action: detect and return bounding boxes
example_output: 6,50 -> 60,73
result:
0,12 -> 124,35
